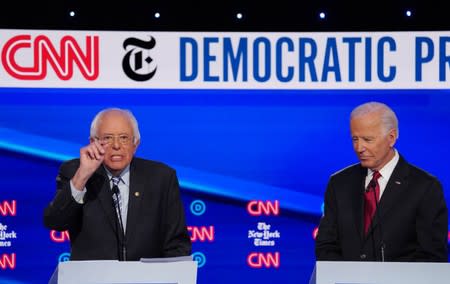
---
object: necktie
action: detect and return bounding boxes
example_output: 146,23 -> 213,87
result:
111,176 -> 126,261
111,177 -> 124,232
364,171 -> 381,235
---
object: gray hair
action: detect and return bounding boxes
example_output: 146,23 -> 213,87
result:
90,107 -> 141,144
350,102 -> 399,138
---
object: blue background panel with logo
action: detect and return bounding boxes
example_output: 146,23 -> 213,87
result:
0,88 -> 449,283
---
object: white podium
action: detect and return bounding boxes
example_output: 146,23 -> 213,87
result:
49,258 -> 197,284
309,261 -> 450,284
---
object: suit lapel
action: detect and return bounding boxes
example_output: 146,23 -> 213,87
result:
353,166 -> 367,241
88,167 -> 118,234
125,159 -> 145,241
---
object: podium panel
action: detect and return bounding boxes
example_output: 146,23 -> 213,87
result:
49,260 -> 197,284
310,261 -> 450,284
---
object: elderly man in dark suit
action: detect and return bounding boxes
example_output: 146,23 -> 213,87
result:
44,107 -> 191,260
315,101 -> 448,262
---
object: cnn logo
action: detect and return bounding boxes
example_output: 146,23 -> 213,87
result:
50,230 -> 70,243
0,200 -> 16,216
247,252 -> 280,268
187,226 -> 215,242
0,253 -> 16,270
1,34 -> 99,80
247,200 -> 280,216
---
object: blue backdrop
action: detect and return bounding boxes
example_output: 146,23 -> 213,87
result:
0,88 -> 449,283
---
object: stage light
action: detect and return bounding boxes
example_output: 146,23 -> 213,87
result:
69,11 -> 75,17
154,12 -> 161,19
319,12 -> 326,20
236,13 -> 243,20
405,10 -> 412,17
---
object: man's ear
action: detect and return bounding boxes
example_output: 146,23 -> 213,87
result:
133,139 -> 140,152
388,128 -> 397,147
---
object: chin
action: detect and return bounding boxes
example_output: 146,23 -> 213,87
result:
105,162 -> 126,172
360,161 -> 373,168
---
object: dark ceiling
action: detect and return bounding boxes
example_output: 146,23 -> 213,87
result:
0,0 -> 448,32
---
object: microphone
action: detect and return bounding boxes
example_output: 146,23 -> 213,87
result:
371,185 -> 385,262
111,185 -> 127,261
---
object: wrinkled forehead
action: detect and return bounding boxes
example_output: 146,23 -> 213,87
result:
97,111 -> 134,134
350,112 -> 384,134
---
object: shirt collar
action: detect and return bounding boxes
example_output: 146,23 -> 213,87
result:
368,148 -> 399,181
104,165 -> 130,187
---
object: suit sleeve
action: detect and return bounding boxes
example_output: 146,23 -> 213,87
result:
43,161 -> 83,231
161,170 -> 192,257
315,178 -> 343,260
414,178 -> 448,262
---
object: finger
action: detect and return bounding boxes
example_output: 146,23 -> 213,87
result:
94,139 -> 107,154
85,146 -> 99,161
91,144 -> 104,160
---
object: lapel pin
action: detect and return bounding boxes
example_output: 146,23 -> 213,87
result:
134,192 -> 140,197
395,181 -> 401,185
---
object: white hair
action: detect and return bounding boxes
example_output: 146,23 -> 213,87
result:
90,107 -> 141,144
350,101 -> 399,138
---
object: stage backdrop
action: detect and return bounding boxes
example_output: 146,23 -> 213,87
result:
0,29 -> 449,283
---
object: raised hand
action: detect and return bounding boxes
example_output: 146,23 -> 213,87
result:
71,140 -> 108,190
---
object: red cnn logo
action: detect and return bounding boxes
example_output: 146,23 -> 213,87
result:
247,252 -> 280,268
247,200 -> 280,216
187,226 -> 215,242
50,230 -> 70,243
0,253 -> 16,270
1,34 -> 99,80
0,200 -> 16,216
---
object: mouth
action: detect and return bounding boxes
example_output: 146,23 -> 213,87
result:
359,156 -> 371,161
110,155 -> 124,162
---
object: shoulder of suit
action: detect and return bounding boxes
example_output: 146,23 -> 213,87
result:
330,162 -> 361,178
406,162 -> 440,182
60,158 -> 80,171
58,158 -> 81,179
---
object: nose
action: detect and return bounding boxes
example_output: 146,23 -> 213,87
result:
354,141 -> 366,153
111,137 -> 121,149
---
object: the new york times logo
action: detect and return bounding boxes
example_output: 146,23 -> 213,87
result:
0,223 -> 17,247
122,36 -> 157,81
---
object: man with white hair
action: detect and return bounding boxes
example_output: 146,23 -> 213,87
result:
44,107 -> 191,260
315,101 -> 447,262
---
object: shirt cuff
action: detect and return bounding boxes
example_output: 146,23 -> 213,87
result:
70,180 -> 87,204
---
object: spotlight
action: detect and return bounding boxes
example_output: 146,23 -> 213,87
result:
154,12 -> 161,19
236,13 -> 243,20
405,10 -> 412,17
319,12 -> 326,20
69,11 -> 76,17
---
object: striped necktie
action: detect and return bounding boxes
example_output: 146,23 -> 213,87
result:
111,176 -> 126,260
111,176 -> 124,231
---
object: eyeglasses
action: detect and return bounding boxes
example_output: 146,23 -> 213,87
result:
95,134 -> 134,145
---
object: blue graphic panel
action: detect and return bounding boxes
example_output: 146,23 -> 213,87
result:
0,88 -> 449,283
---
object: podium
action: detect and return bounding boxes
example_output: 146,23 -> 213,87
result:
49,258 -> 197,284
309,261 -> 450,284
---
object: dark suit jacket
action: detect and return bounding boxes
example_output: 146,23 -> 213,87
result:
315,155 -> 448,262
44,157 -> 192,260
